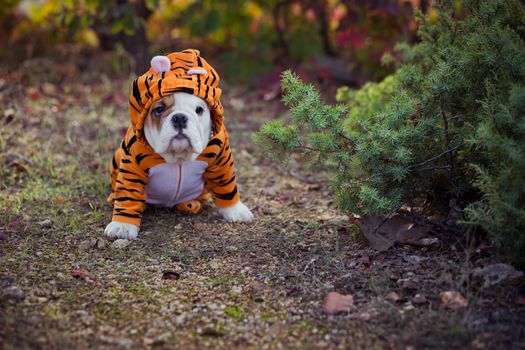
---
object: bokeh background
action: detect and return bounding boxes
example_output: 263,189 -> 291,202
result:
0,0 -> 426,87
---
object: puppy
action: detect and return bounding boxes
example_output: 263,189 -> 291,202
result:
104,49 -> 253,240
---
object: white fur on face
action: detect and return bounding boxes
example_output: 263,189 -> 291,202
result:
144,93 -> 212,163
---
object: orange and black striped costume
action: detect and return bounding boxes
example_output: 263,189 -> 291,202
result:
108,49 -> 240,227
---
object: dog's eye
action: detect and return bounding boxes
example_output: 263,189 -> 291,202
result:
153,106 -> 164,116
195,106 -> 204,116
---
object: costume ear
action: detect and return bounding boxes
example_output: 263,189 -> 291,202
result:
151,56 -> 171,73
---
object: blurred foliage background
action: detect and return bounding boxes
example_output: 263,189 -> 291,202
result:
0,0 -> 425,85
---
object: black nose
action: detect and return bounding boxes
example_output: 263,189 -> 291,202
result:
171,113 -> 188,130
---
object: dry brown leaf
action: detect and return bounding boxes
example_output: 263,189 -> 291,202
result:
412,294 -> 427,304
440,291 -> 468,309
385,291 -> 401,302
322,292 -> 354,315
70,269 -> 90,280
473,263 -> 524,288
351,311 -> 377,321
162,271 -> 181,280
356,214 -> 430,251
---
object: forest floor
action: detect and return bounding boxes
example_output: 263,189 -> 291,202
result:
1,55 -> 524,349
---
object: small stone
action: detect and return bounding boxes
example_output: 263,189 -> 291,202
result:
404,255 -> 422,264
2,286 -> 25,300
38,219 -> 52,228
112,239 -> 131,249
230,286 -> 242,295
418,237 -> 439,246
74,310 -> 89,317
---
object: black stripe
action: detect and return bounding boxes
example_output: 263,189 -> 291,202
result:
207,138 -> 223,147
197,74 -> 201,94
219,175 -> 236,186
114,212 -> 142,219
116,180 -> 124,185
124,178 -> 146,185
136,153 -> 150,164
119,168 -> 138,175
210,69 -> 217,86
215,186 -> 238,201
211,174 -> 224,181
220,152 -> 232,166
201,152 -> 216,159
158,78 -> 163,97
144,76 -> 152,99
164,87 -> 194,95
116,187 -> 140,193
121,140 -> 131,156
197,56 -> 203,67
121,159 -> 131,164
204,85 -> 209,100
115,197 -> 145,203
127,135 -> 137,149
129,99 -> 140,113
112,155 -> 118,169
132,79 -> 143,107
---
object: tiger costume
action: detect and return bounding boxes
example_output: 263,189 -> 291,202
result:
108,49 -> 240,227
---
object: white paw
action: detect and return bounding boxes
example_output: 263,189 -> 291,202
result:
218,201 -> 254,223
104,221 -> 140,240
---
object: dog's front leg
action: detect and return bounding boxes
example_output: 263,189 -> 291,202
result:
104,221 -> 140,240
218,201 -> 254,223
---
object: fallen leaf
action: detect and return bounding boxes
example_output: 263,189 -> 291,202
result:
351,310 -> 377,321
193,223 -> 207,230
412,294 -> 427,304
274,195 -> 289,202
473,263 -> 524,288
385,291 -> 401,302
356,214 -> 430,251
323,292 -> 354,315
162,271 -> 181,280
55,197 -> 65,205
440,291 -> 468,309
70,269 -> 90,280
398,279 -> 418,290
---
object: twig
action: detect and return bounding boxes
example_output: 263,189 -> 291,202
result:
407,143 -> 463,169
398,209 -> 464,234
440,96 -> 457,185
302,257 -> 317,274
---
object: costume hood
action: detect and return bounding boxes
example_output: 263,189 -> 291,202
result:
128,49 -> 224,141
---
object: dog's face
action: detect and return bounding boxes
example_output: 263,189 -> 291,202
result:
144,92 -> 212,163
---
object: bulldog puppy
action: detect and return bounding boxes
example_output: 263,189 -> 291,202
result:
104,50 -> 253,240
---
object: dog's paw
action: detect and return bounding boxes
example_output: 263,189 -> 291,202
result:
218,201 -> 254,223
104,221 -> 139,240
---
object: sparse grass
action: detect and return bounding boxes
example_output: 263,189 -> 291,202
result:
0,57 -> 524,350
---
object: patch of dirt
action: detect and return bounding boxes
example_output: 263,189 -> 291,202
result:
0,55 -> 524,349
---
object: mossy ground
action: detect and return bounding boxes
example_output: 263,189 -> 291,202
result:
1,56 -> 524,349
